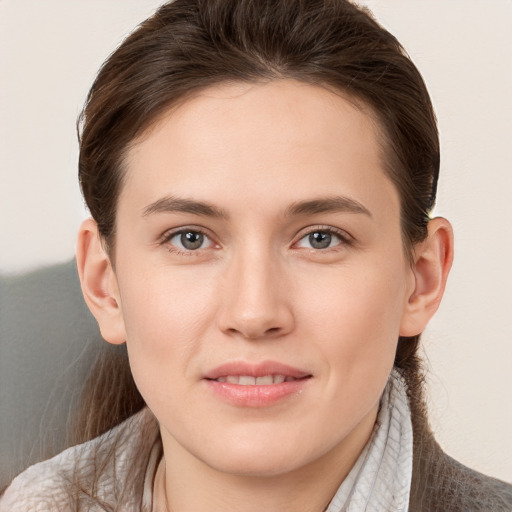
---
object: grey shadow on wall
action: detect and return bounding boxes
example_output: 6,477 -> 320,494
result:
0,260 -> 105,490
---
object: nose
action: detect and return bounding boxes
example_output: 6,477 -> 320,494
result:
217,247 -> 295,340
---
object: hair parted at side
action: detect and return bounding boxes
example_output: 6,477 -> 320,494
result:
74,0 -> 476,509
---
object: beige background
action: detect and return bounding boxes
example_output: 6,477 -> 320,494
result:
1,0 -> 511,482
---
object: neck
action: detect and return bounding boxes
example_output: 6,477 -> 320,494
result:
154,406 -> 377,512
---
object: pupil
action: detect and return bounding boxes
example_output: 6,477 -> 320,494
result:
309,231 -> 331,249
181,231 -> 203,250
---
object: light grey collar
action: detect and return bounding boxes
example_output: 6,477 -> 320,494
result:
326,369 -> 413,512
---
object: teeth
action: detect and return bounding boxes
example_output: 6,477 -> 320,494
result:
238,376 -> 256,385
216,375 -> 293,385
256,375 -> 273,385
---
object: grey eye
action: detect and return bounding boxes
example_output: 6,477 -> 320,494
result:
167,230 -> 209,251
308,231 -> 333,249
179,231 -> 204,250
295,229 -> 347,250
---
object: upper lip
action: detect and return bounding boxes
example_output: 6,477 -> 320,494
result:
203,360 -> 311,380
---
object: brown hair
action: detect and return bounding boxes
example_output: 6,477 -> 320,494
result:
73,0 -> 509,509
80,0 -> 438,252
78,0 -> 435,425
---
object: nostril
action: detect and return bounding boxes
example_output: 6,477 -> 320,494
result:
225,325 -> 282,340
218,301 -> 295,340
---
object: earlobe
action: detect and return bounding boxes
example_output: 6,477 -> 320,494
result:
399,217 -> 454,337
76,218 -> 126,345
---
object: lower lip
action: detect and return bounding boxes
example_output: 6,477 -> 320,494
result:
204,378 -> 311,407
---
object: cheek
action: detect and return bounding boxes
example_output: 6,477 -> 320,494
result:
297,259 -> 409,367
114,263 -> 220,400
118,260 -> 217,336
294,261 -> 409,429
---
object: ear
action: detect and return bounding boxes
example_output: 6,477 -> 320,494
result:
399,217 -> 454,337
76,218 -> 126,345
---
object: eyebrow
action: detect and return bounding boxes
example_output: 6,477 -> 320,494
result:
142,194 -> 371,220
285,196 -> 372,218
142,196 -> 229,219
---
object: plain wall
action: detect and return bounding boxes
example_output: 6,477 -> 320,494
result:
1,0 -> 511,482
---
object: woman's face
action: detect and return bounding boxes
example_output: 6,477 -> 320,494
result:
111,80 -> 416,476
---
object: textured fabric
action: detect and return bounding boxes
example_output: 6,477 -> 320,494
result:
326,369 -> 413,511
0,410 -> 161,511
408,421 -> 512,511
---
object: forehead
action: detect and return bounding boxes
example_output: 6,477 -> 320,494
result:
120,80 -> 399,222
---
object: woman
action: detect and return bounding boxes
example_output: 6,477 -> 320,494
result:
1,0 -> 511,510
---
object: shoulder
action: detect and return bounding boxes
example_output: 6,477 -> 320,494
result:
0,438 -> 89,511
440,454 -> 512,512
411,434 -> 512,512
0,408 -> 157,512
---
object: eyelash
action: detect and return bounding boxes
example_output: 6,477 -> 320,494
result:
159,227 -> 216,256
159,225 -> 353,255
293,226 -> 353,251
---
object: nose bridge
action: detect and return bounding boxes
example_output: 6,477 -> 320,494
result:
218,242 -> 293,339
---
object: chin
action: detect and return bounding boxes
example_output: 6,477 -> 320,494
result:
197,435 -> 323,478
209,454 -> 304,478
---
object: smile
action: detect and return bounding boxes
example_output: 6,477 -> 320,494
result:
213,375 -> 299,385
203,361 -> 312,407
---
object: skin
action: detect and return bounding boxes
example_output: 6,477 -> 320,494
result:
77,80 -> 453,512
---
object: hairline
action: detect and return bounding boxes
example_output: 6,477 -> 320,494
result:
102,77 -> 418,264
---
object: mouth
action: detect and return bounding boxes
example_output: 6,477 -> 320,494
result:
203,360 -> 311,382
203,361 -> 312,407
209,374 -> 309,385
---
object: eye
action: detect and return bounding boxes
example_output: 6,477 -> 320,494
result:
165,229 -> 214,252
295,229 -> 349,250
